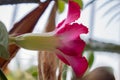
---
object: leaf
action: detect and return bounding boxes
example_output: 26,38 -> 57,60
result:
63,0 -> 83,9
26,66 -> 38,79
0,1 -> 51,70
62,64 -> 68,80
87,51 -> 94,68
63,0 -> 68,3
0,21 -> 9,59
32,71 -> 38,78
45,2 -> 56,32
0,69 -> 8,80
74,0 -> 83,9
58,0 -> 65,13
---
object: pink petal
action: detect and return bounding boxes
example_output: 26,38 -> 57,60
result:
56,23 -> 88,56
56,23 -> 88,41
56,52 -> 70,65
67,56 -> 88,77
56,19 -> 65,28
65,0 -> 80,24
56,52 -> 88,77
57,37 -> 86,56
56,0 -> 80,29
55,0 -> 89,77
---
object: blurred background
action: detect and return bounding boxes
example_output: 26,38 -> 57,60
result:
0,0 -> 120,80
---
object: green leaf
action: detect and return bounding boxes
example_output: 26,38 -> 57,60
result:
58,0 -> 65,13
0,21 -> 9,59
26,66 -> 38,79
63,0 -> 68,3
63,0 -> 83,9
0,69 -> 8,80
62,65 -> 68,80
87,51 -> 94,68
74,0 -> 83,9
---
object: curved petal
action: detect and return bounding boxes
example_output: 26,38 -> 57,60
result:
56,52 -> 88,77
56,23 -> 88,41
56,52 -> 70,65
56,0 -> 80,29
56,19 -> 65,28
65,0 -> 80,24
58,37 -> 86,56
55,0 -> 88,77
67,56 -> 88,77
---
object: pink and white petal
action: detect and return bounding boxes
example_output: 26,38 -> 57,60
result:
56,23 -> 88,41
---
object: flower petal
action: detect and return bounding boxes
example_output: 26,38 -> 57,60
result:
58,37 -> 85,56
56,23 -> 88,41
56,52 -> 88,77
65,0 -> 80,24
56,52 -> 70,65
55,0 -> 89,77
56,0 -> 80,29
56,19 -> 65,28
67,56 -> 88,77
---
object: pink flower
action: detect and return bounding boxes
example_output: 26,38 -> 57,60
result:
12,0 -> 88,77
55,0 -> 88,77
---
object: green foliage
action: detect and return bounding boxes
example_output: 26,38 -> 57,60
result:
58,0 -> 83,13
63,0 -> 68,3
26,66 -> 38,80
7,67 -> 38,80
62,65 -> 68,80
63,0 -> 83,9
0,21 -> 9,59
0,69 -> 8,80
58,0 -> 65,13
73,0 -> 83,9
87,51 -> 94,68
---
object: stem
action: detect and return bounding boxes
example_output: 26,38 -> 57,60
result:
0,0 -> 40,5
38,2 -> 57,80
85,39 -> 120,53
